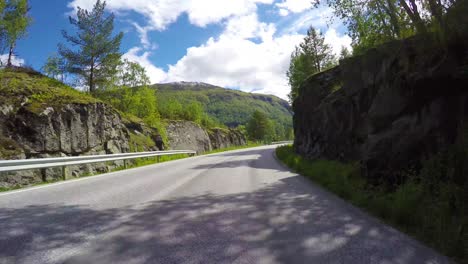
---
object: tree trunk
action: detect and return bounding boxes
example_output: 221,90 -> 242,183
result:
7,44 -> 14,67
427,0 -> 444,29
385,0 -> 401,38
399,0 -> 427,33
89,63 -> 95,93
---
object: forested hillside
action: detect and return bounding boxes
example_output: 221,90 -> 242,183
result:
155,82 -> 293,139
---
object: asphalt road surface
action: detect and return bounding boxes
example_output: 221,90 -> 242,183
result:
0,146 -> 451,264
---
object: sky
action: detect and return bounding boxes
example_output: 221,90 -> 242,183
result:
3,0 -> 352,100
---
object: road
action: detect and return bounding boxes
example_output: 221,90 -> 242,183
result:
0,146 -> 451,264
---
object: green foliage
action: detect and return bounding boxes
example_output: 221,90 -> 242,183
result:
317,0 -> 460,52
276,145 -> 467,263
339,46 -> 351,60
41,54 -> 65,81
246,110 -> 274,143
0,69 -> 98,113
287,26 -> 336,101
0,0 -> 31,66
111,58 -> 150,88
203,141 -> 262,155
156,82 -> 292,139
183,101 -> 203,123
58,0 -> 123,93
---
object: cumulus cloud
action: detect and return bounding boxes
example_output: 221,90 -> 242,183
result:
276,0 -> 313,15
122,47 -> 167,84
68,0 -> 273,29
0,54 -> 25,67
165,15 -> 304,99
68,0 -> 275,49
67,0 -> 351,100
324,28 -> 352,55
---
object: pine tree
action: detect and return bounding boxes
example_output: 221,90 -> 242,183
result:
287,26 -> 335,101
247,110 -> 274,142
300,27 -> 334,73
59,0 -> 123,93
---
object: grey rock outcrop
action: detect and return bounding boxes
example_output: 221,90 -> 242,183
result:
166,121 -> 247,154
166,120 -> 212,153
208,128 -> 247,150
0,102 -> 130,188
293,34 -> 468,183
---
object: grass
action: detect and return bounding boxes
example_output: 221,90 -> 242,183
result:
276,145 -> 467,263
0,69 -> 99,114
203,142 -> 262,155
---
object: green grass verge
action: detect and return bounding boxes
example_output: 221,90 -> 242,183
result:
203,142 -> 262,155
276,145 -> 467,263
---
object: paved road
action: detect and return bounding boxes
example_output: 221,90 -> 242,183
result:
0,146 -> 451,264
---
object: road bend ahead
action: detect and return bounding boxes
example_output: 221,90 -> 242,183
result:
0,146 -> 450,264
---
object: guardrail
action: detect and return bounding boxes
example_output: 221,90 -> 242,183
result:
270,141 -> 294,145
0,150 -> 196,179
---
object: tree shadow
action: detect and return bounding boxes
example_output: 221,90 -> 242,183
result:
0,176 -> 449,263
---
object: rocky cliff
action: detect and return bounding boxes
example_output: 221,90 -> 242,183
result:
293,34 -> 468,183
166,120 -> 246,153
0,70 -> 247,188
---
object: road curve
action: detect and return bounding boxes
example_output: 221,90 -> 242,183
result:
0,146 -> 451,264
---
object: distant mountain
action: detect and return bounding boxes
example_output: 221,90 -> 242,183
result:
154,82 -> 292,130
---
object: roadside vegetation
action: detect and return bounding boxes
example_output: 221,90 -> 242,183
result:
287,0 -> 468,102
1,0 -> 292,144
276,145 -> 467,263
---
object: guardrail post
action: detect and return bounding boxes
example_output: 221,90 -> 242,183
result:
157,156 -> 160,163
62,166 -> 67,181
124,159 -> 127,169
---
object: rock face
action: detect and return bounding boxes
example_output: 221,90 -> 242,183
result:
166,121 -> 212,153
293,34 -> 468,183
0,102 -> 130,187
166,121 -> 247,154
208,128 -> 247,150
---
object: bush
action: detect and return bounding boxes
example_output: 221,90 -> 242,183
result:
276,145 -> 467,263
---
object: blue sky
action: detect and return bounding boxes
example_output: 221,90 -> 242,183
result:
5,0 -> 351,99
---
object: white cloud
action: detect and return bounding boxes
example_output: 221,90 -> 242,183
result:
324,28 -> 352,55
68,0 -> 274,29
165,15 -> 304,100
276,0 -> 312,14
68,0 -> 275,51
68,0 -> 350,100
281,6 -> 334,34
122,47 -> 167,84
0,54 -> 25,67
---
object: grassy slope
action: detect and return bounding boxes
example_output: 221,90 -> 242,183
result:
154,82 -> 293,129
0,69 -> 98,113
276,145 -> 467,263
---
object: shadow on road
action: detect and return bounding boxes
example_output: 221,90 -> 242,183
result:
0,148 -> 448,263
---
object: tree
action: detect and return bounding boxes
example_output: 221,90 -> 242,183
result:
1,0 -> 31,67
183,102 -> 203,124
42,54 -> 66,81
315,0 -> 459,52
339,46 -> 351,60
117,59 -> 151,88
247,110 -> 274,142
300,27 -> 335,73
59,0 -> 123,93
287,26 -> 335,101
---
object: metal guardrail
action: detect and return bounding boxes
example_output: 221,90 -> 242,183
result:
0,150 -> 196,177
270,141 -> 294,145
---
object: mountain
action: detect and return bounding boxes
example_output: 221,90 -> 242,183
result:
154,82 -> 293,131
